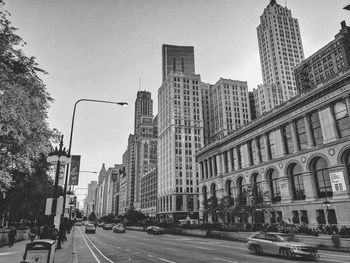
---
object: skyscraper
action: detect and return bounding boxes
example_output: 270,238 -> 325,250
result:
134,91 -> 153,134
162,44 -> 195,81
256,0 -> 304,106
158,71 -> 204,221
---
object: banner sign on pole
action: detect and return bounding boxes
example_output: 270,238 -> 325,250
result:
45,198 -> 53,215
69,155 -> 81,185
58,165 -> 66,187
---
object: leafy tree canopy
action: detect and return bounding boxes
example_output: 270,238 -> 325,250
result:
0,0 -> 60,222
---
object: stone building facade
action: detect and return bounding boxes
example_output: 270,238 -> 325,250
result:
196,71 -> 350,227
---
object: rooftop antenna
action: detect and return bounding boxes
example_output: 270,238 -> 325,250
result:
139,77 -> 142,91
285,1 -> 287,7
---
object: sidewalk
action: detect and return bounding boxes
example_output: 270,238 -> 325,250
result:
0,229 -> 76,263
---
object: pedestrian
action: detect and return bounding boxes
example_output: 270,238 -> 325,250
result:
8,226 -> 17,247
29,226 -> 37,241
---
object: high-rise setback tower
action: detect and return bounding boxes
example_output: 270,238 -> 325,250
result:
257,0 -> 304,101
162,44 -> 195,81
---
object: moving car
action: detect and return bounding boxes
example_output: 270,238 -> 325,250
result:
247,232 -> 319,259
146,226 -> 164,235
113,224 -> 126,233
102,223 -> 113,230
85,223 -> 96,234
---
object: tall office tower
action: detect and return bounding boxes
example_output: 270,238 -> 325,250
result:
295,21 -> 350,94
134,91 -> 153,134
95,164 -> 106,217
134,91 -> 158,210
253,83 -> 284,116
83,181 -> 97,216
162,44 -> 195,81
158,71 -> 204,221
200,82 -> 211,146
257,0 -> 304,102
120,134 -> 137,214
209,78 -> 251,141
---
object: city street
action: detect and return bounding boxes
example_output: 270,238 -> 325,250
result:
74,227 -> 350,263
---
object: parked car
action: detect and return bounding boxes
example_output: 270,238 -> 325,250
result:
75,221 -> 82,226
247,232 -> 319,259
85,224 -> 96,234
102,223 -> 113,230
146,226 -> 164,235
97,222 -> 104,227
113,224 -> 126,233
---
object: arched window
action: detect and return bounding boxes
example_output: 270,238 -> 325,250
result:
268,169 -> 281,202
226,180 -> 233,198
288,163 -> 305,200
252,173 -> 262,192
334,101 -> 350,138
210,183 -> 216,198
312,157 -> 332,198
237,177 -> 245,194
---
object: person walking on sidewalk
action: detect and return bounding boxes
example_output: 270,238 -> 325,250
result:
8,226 -> 17,247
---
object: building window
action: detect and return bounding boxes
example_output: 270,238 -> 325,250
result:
288,163 -> 305,200
237,146 -> 242,169
268,169 -> 281,203
296,118 -> 308,150
312,157 -> 333,199
282,123 -> 294,154
334,101 -> 350,138
210,183 -> 216,198
316,209 -> 326,224
226,180 -> 233,198
292,210 -> 300,224
310,111 -> 323,145
237,177 -> 245,194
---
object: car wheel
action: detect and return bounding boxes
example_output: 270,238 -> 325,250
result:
250,245 -> 261,255
280,248 -> 291,259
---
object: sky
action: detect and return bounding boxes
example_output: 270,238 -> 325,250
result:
5,0 -> 349,205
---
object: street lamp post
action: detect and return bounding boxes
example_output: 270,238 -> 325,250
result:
62,99 -> 127,221
46,135 -> 69,249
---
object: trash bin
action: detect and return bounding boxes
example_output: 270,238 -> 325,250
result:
21,239 -> 56,263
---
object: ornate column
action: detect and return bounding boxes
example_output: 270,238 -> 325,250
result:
303,172 -> 318,201
233,148 -> 239,171
221,152 -> 226,174
172,195 -> 176,213
290,121 -> 299,153
345,96 -> 350,117
204,159 -> 208,179
318,106 -> 338,143
193,194 -> 199,211
216,154 -> 222,175
304,115 -> 314,149
227,149 -> 233,172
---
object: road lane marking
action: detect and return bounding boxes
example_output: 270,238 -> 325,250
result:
165,247 -> 177,251
125,248 -> 130,251
157,257 -> 176,263
213,258 -> 239,263
320,253 -> 350,259
78,229 -> 101,263
79,228 -> 114,263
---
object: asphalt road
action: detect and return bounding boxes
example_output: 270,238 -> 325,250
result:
74,226 -> 350,263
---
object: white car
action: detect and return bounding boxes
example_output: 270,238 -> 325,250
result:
247,232 -> 319,259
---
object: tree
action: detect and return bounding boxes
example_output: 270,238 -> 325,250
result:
124,208 -> 146,225
231,186 -> 272,230
0,0 -> 59,222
